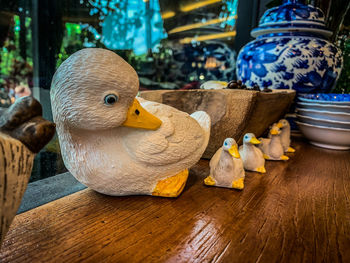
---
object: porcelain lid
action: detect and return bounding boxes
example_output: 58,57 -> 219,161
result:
251,0 -> 332,38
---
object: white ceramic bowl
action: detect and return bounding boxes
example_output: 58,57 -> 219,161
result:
299,97 -> 350,106
297,102 -> 350,113
296,108 -> 350,122
296,121 -> 350,150
297,114 -> 350,129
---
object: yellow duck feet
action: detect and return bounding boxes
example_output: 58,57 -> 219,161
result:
204,175 -> 216,186
256,166 -> 266,173
287,146 -> 295,153
152,169 -> 189,198
232,178 -> 244,190
281,155 -> 289,161
263,154 -> 270,160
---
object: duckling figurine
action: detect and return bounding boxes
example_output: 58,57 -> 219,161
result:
277,119 -> 295,153
258,124 -> 289,161
204,138 -> 245,190
50,48 -> 211,198
239,133 -> 266,173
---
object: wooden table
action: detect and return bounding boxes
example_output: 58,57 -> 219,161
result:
1,136 -> 350,262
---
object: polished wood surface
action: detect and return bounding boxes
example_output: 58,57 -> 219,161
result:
1,137 -> 350,262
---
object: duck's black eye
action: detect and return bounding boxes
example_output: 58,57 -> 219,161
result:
104,94 -> 118,105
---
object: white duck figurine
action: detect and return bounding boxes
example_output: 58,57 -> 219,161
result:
204,138 -> 245,190
239,133 -> 266,173
277,119 -> 295,153
50,48 -> 211,198
258,124 -> 289,161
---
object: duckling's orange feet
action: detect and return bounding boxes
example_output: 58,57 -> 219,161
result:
232,178 -> 244,190
256,166 -> 266,174
281,155 -> 289,161
152,169 -> 189,198
204,175 -> 216,186
287,146 -> 295,153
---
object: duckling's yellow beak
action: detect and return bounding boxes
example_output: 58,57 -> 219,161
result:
213,81 -> 228,86
270,129 -> 279,135
122,99 -> 162,130
276,122 -> 283,128
250,137 -> 261,144
229,144 -> 240,158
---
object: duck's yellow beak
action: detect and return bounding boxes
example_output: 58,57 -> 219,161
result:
276,122 -> 283,128
122,99 -> 162,130
250,137 -> 261,144
229,144 -> 240,158
270,129 -> 279,135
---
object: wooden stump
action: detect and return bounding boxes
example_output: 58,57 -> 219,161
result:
0,132 -> 35,246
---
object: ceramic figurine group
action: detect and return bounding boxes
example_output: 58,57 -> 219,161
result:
204,118 -> 294,190
49,48 -> 295,198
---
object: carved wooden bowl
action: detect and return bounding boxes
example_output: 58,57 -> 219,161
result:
140,89 -> 295,158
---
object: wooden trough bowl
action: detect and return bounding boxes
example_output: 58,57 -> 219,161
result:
140,89 -> 295,159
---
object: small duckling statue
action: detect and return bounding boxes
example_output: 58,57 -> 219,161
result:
204,138 -> 245,190
239,133 -> 266,173
277,119 -> 295,153
258,124 -> 289,161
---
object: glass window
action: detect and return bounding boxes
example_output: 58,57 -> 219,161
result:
1,0 -> 348,184
0,0 -> 240,182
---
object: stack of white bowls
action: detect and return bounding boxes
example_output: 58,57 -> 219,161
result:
296,94 -> 350,150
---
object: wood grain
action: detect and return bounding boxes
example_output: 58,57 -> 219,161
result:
0,133 -> 34,245
1,136 -> 350,262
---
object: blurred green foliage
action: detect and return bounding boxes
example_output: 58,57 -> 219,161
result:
0,16 -> 33,78
56,23 -> 107,69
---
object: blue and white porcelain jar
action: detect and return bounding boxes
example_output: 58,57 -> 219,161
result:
236,0 -> 343,93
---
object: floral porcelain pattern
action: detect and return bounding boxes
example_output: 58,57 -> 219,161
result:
259,3 -> 325,25
236,0 -> 343,93
237,34 -> 343,92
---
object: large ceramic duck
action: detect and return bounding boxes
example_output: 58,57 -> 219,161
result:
50,48 -> 211,198
204,138 -> 245,190
239,133 -> 266,173
277,119 -> 295,153
258,124 -> 289,161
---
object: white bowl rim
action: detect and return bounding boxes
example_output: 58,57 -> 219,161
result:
296,114 -> 350,125
297,102 -> 350,109
296,108 -> 350,117
299,97 -> 350,105
296,120 -> 350,132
